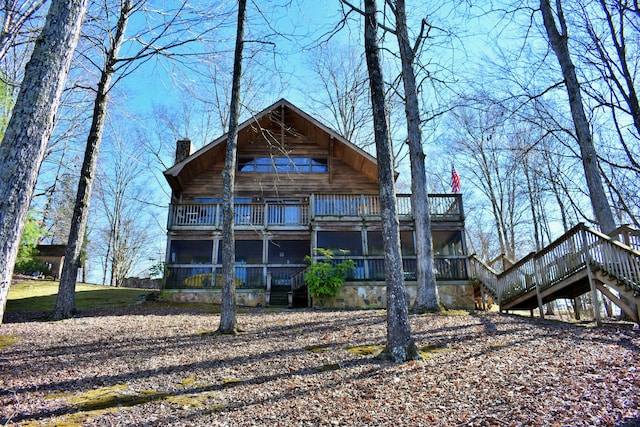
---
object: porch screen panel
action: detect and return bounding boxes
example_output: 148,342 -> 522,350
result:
368,231 -> 414,255
268,240 -> 309,264
367,231 -> 384,255
400,231 -> 415,256
433,231 -> 463,256
169,240 -> 213,264
235,240 -> 263,264
166,266 -> 213,289
316,231 -> 362,255
268,266 -> 305,286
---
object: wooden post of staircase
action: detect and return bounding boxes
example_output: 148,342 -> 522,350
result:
533,258 -> 545,320
581,225 -> 602,326
265,272 -> 272,307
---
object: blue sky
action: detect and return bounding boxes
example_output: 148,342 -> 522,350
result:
39,0 -> 527,282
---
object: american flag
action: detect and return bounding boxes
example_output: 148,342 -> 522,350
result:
451,165 -> 461,193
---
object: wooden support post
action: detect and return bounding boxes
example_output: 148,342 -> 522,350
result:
581,225 -> 602,326
329,137 -> 334,184
481,286 -> 487,311
595,281 -> 639,323
534,258 -> 545,320
265,272 -> 272,307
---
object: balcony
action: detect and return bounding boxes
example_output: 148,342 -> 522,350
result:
168,193 -> 463,229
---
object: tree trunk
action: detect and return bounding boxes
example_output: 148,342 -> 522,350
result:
364,0 -> 419,363
219,0 -> 246,335
55,0 -> 131,319
0,0 -> 87,323
540,0 -> 616,234
393,0 -> 439,314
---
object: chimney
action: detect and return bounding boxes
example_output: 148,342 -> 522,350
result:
175,138 -> 193,164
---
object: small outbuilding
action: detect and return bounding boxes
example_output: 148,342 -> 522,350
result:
34,244 -> 66,279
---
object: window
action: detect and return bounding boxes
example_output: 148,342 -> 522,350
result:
169,240 -> 213,264
266,199 -> 302,224
238,157 -> 328,173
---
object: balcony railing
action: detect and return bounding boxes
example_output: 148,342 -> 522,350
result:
168,193 -> 463,228
165,255 -> 468,290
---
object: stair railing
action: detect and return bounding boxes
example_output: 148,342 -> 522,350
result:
291,266 -> 309,292
583,227 -> 640,295
471,223 -> 640,306
468,255 -> 500,301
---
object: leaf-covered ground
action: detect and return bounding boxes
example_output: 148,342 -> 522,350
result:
1,305 -> 639,426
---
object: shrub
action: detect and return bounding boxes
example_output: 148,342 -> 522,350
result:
304,248 -> 355,297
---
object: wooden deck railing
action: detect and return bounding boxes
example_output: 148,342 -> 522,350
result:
168,193 -> 463,228
610,225 -> 640,252
471,223 -> 640,305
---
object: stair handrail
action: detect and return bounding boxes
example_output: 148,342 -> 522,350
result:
473,222 -> 640,306
583,226 -> 640,295
291,265 -> 309,292
608,224 -> 640,252
469,255 -> 501,301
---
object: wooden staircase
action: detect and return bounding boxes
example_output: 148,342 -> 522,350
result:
267,267 -> 310,308
470,223 -> 640,325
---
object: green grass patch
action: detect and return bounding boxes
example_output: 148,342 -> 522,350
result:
305,345 -> 330,353
421,309 -> 471,317
345,344 -> 385,356
0,334 -> 22,350
7,281 -> 149,312
317,363 -> 341,372
418,344 -> 449,359
39,383 -> 224,426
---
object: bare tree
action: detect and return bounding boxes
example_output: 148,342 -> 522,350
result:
219,0 -> 247,335
0,0 -> 47,91
0,1 -> 46,62
363,0 -> 419,362
55,0 -> 222,318
450,102 -> 528,259
571,0 -> 640,225
0,0 -> 87,323
540,0 -> 617,234
307,41 -> 372,146
55,0 -> 134,319
387,0 -> 439,313
95,129 -> 150,287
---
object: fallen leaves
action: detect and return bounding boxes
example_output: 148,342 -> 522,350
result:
0,307 -> 638,426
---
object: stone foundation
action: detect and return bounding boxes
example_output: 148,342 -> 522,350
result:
161,281 -> 475,310
162,289 -> 267,307
312,281 -> 475,310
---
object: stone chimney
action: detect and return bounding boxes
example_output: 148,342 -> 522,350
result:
175,138 -> 193,164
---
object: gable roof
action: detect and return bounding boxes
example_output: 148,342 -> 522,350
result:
163,98 -> 379,192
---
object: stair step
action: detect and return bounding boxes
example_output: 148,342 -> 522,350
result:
269,290 -> 290,306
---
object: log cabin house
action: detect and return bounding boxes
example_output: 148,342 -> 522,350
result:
163,99 -> 474,309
